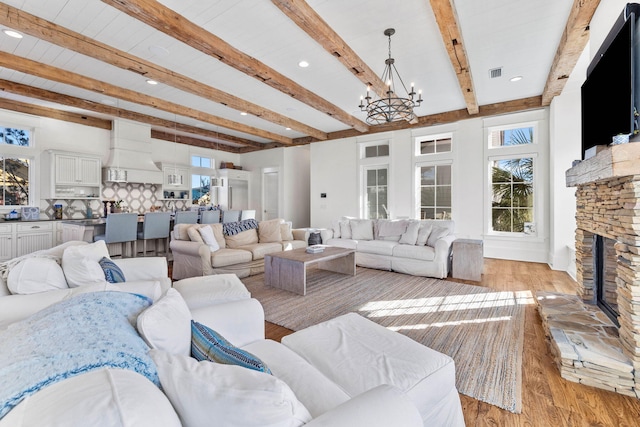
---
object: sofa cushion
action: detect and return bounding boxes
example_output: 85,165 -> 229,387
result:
173,223 -> 196,241
331,219 -> 342,238
198,226 -> 220,252
0,368 -> 181,427
98,257 -> 126,283
7,257 -> 68,295
339,220 -> 352,239
392,244 -> 436,261
173,274 -> 250,309
150,350 -> 312,427
280,240 -> 307,251
211,248 -> 253,267
426,226 -> 450,248
324,238 -> 358,250
349,219 -> 374,240
416,223 -> 433,246
137,288 -> 192,356
191,321 -> 271,374
280,222 -> 294,241
258,218 -> 283,243
226,228 -> 259,248
187,226 -> 204,243
376,219 -> 408,240
238,242 -> 283,260
61,240 -> 110,288
357,240 -> 397,256
399,221 -> 420,245
244,339 -> 351,418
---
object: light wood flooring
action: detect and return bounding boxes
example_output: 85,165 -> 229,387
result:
265,258 -> 640,427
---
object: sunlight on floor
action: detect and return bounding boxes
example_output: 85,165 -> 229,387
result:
359,290 -> 534,318
386,315 -> 513,331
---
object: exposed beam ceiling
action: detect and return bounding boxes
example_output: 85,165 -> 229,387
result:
429,0 -> 478,115
101,0 -> 370,133
0,97 -> 112,130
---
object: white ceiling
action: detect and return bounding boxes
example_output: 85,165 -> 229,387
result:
0,0 -> 576,146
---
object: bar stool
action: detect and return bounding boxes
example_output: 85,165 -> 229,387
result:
200,210 -> 221,224
137,212 -> 171,256
241,209 -> 256,220
222,210 -> 241,223
93,213 -> 139,258
174,211 -> 199,224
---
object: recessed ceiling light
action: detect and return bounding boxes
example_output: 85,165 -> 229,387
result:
146,79 -> 158,85
3,30 -> 22,39
285,127 -> 292,131
240,112 -> 248,116
298,60 -> 309,68
510,76 -> 523,82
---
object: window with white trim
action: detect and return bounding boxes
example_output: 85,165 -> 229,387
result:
364,166 -> 388,219
0,125 -> 34,206
418,163 -> 451,220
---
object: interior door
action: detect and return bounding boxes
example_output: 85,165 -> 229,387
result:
262,169 -> 279,220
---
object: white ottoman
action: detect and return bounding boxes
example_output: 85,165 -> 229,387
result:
281,313 -> 465,427
172,274 -> 250,310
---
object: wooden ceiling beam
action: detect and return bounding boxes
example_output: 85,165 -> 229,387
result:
0,51 -> 292,145
0,79 -> 264,149
0,98 -> 112,130
0,3 -> 326,141
151,130 -> 242,154
541,0 -> 600,106
101,0 -> 369,133
429,0 -> 479,115
270,0 -> 387,98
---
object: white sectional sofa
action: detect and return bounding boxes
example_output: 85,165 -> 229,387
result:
319,218 -> 456,278
0,248 -> 465,426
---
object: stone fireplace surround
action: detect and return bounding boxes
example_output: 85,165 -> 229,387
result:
537,144 -> 640,399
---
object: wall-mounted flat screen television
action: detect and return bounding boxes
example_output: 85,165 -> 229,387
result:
581,3 -> 640,159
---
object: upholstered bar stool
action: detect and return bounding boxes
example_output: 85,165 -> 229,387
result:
200,210 -> 221,224
93,213 -> 139,258
137,212 -> 171,256
222,209 -> 241,223
174,211 -> 198,224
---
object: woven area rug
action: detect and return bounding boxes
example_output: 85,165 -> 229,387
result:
242,267 -> 526,413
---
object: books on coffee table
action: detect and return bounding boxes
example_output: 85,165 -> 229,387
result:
306,245 -> 325,254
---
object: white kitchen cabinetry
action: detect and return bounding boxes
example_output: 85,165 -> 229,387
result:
0,224 -> 13,261
42,151 -> 102,199
216,169 -> 250,210
0,221 -> 54,260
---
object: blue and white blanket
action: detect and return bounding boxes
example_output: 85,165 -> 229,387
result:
0,291 -> 157,418
223,218 -> 259,236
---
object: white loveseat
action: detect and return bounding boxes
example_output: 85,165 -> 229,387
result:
318,218 -> 455,278
0,252 -> 465,426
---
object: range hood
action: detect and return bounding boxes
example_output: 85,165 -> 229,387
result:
104,119 -> 163,184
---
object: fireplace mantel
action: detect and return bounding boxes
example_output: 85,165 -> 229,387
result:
566,143 -> 640,187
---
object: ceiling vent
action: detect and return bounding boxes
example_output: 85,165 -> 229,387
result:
489,67 -> 502,78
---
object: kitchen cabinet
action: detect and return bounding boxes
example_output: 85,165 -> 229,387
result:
0,221 -> 54,260
42,151 -> 102,199
0,224 -> 13,261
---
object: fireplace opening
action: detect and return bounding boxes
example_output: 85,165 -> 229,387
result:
593,235 -> 620,327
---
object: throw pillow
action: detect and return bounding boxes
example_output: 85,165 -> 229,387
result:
198,226 -> 220,252
331,219 -> 342,238
7,257 -> 68,295
191,320 -> 271,374
399,221 -> 421,245
62,240 -> 110,288
426,226 -> 450,247
416,223 -> 433,246
339,219 -> 352,239
350,219 -> 374,240
150,350 -> 312,427
258,218 -> 283,243
98,257 -> 126,283
280,222 -> 294,241
137,288 -> 192,356
187,226 -> 204,243
225,229 -> 259,249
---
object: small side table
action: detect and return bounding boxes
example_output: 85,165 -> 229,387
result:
452,239 -> 484,281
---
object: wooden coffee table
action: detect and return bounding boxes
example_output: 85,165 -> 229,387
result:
264,246 -> 356,295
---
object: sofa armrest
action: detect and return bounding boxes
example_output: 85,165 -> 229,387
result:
190,298 -> 265,347
292,229 -> 308,242
113,257 -> 168,280
169,240 -> 213,280
434,234 -> 456,262
304,385 -> 422,427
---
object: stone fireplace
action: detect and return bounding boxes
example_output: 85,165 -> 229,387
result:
536,144 -> 640,398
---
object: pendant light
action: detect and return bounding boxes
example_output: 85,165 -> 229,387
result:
167,115 -> 182,186
106,100 -> 127,182
211,127 -> 223,188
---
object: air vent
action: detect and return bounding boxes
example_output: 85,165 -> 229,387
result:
489,67 -> 502,78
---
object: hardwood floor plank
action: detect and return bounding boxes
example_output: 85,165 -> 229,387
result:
263,258 -> 640,425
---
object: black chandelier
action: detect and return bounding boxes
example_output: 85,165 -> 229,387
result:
359,28 -> 423,125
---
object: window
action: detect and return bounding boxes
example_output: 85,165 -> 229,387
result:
489,126 -> 533,148
418,164 -> 451,219
418,136 -> 451,154
0,127 -> 31,147
191,174 -> 210,204
490,157 -> 533,233
0,157 -> 30,205
364,144 -> 389,158
191,155 -> 212,168
364,167 -> 388,219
